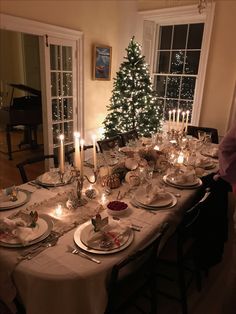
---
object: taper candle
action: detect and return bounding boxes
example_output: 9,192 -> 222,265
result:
185,110 -> 190,131
59,134 -> 65,174
92,135 -> 97,172
80,139 -> 85,178
74,132 -> 81,171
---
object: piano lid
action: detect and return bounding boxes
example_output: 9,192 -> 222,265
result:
9,83 -> 41,97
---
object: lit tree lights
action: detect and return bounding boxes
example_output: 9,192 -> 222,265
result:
103,37 -> 163,138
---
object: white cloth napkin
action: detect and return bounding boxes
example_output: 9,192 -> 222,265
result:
139,185 -> 167,205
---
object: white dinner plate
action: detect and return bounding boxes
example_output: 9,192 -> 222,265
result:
134,188 -> 173,207
131,193 -> 177,210
0,214 -> 53,248
74,221 -> 134,255
0,189 -> 31,211
36,173 -> 74,187
163,175 -> 202,189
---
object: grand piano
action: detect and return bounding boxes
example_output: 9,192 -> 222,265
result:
0,83 -> 42,160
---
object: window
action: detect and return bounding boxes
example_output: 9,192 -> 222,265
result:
139,3 -> 215,126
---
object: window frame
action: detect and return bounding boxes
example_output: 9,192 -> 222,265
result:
138,3 -> 215,126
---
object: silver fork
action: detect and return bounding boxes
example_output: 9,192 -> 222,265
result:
67,245 -> 101,264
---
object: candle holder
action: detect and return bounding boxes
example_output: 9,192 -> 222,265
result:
72,169 -> 98,207
59,171 -> 65,184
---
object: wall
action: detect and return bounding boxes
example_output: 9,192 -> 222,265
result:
0,0 -> 138,139
138,0 -> 236,136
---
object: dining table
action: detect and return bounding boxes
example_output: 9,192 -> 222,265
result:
0,137 -> 224,314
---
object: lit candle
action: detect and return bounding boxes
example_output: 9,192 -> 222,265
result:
185,110 -> 190,132
74,132 -> 81,171
168,110 -> 172,130
100,193 -> 107,205
177,109 -> 181,129
92,134 -> 97,172
173,109 -> 176,123
182,112 -> 186,131
59,134 -> 65,174
55,204 -> 63,217
154,145 -> 160,151
80,139 -> 84,177
177,152 -> 184,164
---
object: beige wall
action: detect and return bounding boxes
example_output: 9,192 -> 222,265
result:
1,0 -> 235,137
138,0 -> 236,136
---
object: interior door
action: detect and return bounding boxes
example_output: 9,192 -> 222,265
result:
41,36 -> 78,157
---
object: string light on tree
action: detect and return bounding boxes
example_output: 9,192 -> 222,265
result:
103,36 -> 163,138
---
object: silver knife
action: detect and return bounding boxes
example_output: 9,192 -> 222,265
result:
71,248 -> 101,264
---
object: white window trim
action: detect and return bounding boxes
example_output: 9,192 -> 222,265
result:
0,13 -> 84,137
138,3 -> 215,126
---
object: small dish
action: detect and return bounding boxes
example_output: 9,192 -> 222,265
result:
106,200 -> 129,216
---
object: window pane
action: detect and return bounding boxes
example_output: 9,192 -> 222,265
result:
154,76 -> 166,97
64,121 -> 73,143
180,77 -> 196,100
157,51 -> 170,73
164,99 -> 179,120
51,72 -> 61,97
166,76 -> 181,99
159,26 -> 172,50
50,45 -> 61,71
188,23 -> 204,49
63,73 -> 72,96
52,99 -> 62,121
63,98 -> 73,120
179,100 -> 193,113
185,51 -> 200,74
53,123 -> 63,144
62,46 -> 72,71
173,25 -> 187,49
170,50 -> 184,74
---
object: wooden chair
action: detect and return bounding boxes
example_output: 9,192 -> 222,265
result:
16,154 -> 58,183
97,135 -> 123,153
65,144 -> 94,165
104,223 -> 169,314
187,125 -> 219,144
118,129 -> 139,146
156,188 -> 211,314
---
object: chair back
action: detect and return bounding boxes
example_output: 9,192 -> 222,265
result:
97,135 -> 122,153
105,223 -> 169,314
118,129 -> 139,146
187,125 -> 219,144
16,154 -> 58,183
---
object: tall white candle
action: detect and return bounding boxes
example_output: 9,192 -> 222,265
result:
92,135 -> 97,172
182,112 -> 186,131
168,110 -> 172,130
185,110 -> 190,131
177,109 -> 181,129
59,134 -> 65,174
74,132 -> 81,171
80,139 -> 85,177
173,109 -> 176,123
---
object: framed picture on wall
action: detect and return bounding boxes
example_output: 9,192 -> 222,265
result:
93,45 -> 112,80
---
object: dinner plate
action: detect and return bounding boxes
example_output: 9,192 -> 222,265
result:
134,188 -> 173,207
0,214 -> 53,248
132,193 -> 177,210
0,189 -> 31,211
74,221 -> 134,255
165,174 -> 200,187
163,175 -> 202,189
36,173 -> 74,187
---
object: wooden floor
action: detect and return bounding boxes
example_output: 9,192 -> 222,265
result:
0,130 -> 236,314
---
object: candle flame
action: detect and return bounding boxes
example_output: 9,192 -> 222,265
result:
59,134 -> 64,141
74,132 -> 80,138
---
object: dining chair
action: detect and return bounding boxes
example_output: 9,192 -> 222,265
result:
186,125 -> 219,144
16,154 -> 58,183
155,188 -> 211,314
97,135 -> 123,153
104,223 -> 169,314
118,129 -> 139,146
65,144 -> 95,165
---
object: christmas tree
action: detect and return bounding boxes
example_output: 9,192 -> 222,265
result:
103,36 -> 163,138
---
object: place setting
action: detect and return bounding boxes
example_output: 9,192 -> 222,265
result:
73,213 -> 134,255
131,181 -> 177,210
163,167 -> 202,189
0,186 -> 31,211
0,209 -> 54,248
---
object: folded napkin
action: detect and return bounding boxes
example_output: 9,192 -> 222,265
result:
139,185 -> 167,205
39,168 -> 72,184
0,187 -> 18,203
85,222 -> 129,250
195,156 -> 212,167
169,170 -> 196,185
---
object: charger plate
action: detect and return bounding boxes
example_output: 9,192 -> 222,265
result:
163,175 -> 202,189
134,187 -> 173,207
0,189 -> 31,211
132,193 -> 177,210
74,221 -> 134,255
0,214 -> 53,248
